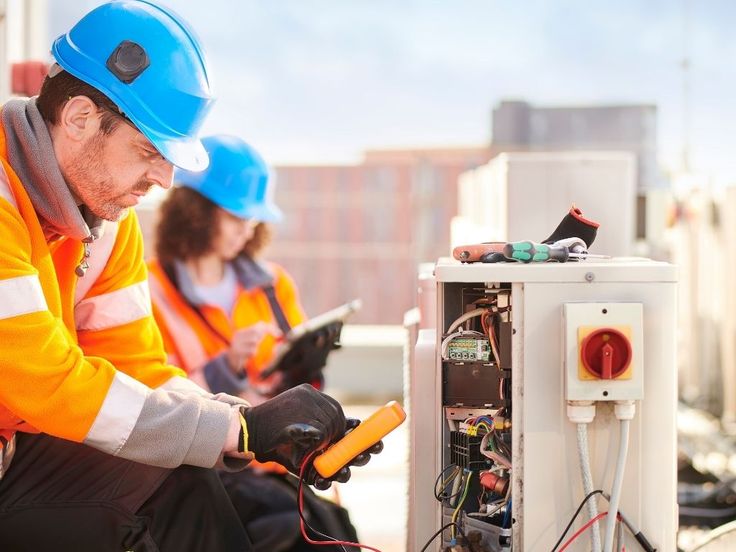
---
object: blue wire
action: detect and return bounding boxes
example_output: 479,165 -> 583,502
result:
503,499 -> 512,528
476,416 -> 494,427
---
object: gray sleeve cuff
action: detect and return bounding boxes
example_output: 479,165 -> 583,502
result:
117,390 -> 234,468
203,354 -> 249,396
210,392 -> 250,408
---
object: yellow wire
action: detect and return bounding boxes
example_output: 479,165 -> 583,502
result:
476,422 -> 492,433
451,470 -> 472,539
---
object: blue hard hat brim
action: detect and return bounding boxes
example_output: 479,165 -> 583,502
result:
224,201 -> 283,224
139,124 -> 210,172
249,202 -> 283,223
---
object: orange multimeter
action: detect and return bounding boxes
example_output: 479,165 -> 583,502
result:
313,401 -> 407,479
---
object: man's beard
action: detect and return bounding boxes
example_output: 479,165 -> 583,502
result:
63,135 -> 151,222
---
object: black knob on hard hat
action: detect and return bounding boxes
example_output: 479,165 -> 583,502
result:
106,40 -> 150,84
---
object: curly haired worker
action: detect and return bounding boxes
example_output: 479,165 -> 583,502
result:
148,136 -> 306,398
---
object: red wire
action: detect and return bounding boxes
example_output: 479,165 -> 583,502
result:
558,511 -> 621,552
298,452 -> 383,552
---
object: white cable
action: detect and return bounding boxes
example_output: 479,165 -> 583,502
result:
577,423 -> 602,552
446,307 -> 487,334
603,417 -> 631,552
448,469 -> 464,507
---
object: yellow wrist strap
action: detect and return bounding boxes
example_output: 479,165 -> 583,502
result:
238,411 -> 252,456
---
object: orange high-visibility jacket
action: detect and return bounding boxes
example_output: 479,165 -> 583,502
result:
147,258 -> 307,386
0,120 -> 241,477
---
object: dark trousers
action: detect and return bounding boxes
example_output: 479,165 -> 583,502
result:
0,433 -> 253,551
219,470 -> 358,552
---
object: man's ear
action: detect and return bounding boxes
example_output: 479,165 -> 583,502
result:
58,96 -> 100,142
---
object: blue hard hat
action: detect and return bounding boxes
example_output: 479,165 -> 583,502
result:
51,0 -> 214,171
175,135 -> 283,223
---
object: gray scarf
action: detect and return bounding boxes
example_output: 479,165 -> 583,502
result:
2,98 -> 102,243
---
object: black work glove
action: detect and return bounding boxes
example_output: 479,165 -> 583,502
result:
269,321 -> 344,395
240,384 -> 384,489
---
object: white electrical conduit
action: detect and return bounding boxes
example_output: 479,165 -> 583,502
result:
577,423 -> 602,552
603,419 -> 631,552
446,307 -> 488,334
448,469 -> 464,507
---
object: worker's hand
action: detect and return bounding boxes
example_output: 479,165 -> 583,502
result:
226,323 -> 280,374
269,321 -> 343,395
315,321 -> 343,351
241,383 -> 374,487
307,418 -> 384,490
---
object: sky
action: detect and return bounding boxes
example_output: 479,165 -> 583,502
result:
49,1 -> 736,185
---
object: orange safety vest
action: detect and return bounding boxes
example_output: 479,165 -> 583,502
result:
148,258 -> 307,475
147,258 -> 307,385
0,119 -> 186,474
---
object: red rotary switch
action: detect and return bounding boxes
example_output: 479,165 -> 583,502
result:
580,327 -> 632,380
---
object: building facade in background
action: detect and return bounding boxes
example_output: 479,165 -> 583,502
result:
268,148 -> 490,324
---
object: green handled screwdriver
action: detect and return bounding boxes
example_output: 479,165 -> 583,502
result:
503,240 -> 607,263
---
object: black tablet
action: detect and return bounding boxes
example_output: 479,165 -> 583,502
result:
259,299 -> 362,378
